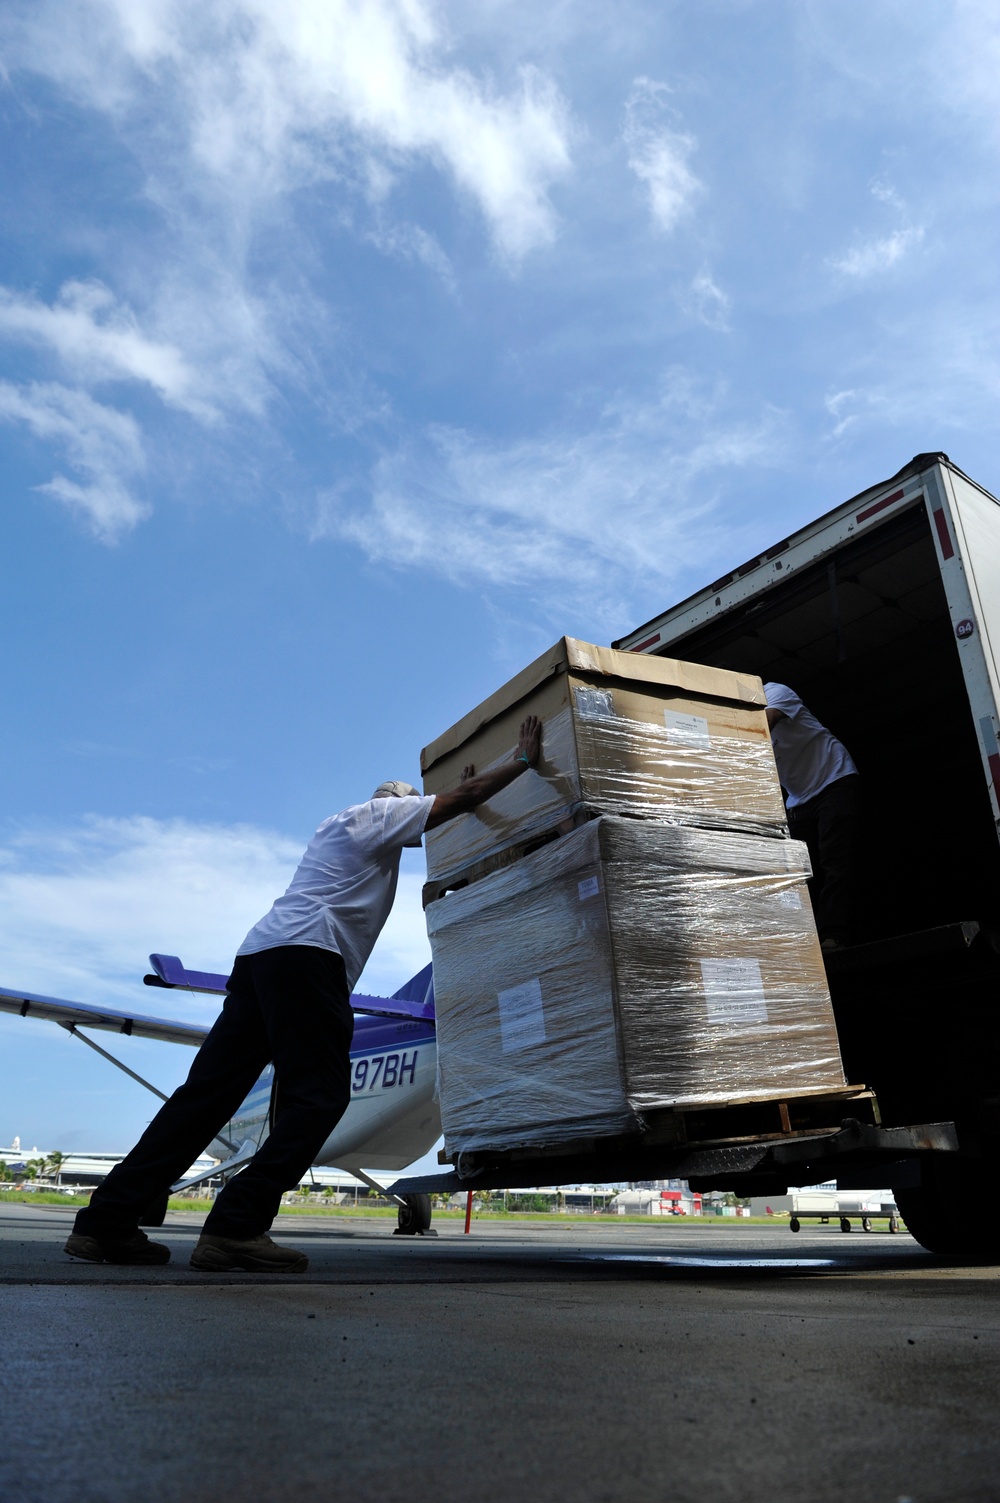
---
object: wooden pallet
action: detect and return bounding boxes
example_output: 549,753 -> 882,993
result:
439,1084 -> 879,1171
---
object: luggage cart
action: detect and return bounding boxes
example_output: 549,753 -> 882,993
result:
788,1208 -> 901,1234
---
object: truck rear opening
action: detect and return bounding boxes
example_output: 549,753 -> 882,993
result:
613,454 -> 1000,1253
616,455 -> 1000,946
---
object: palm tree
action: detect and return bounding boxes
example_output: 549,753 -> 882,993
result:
45,1151 -> 66,1185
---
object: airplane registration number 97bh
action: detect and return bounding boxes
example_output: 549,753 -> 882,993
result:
352,1050 -> 420,1094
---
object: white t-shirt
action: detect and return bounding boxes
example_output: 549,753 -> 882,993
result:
764,683 -> 857,809
237,795 -> 435,990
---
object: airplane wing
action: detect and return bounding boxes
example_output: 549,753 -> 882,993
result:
0,985 -> 210,1046
145,953 -> 435,1024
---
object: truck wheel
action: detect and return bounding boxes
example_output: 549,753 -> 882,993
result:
789,1217 -> 800,1233
396,1194 -> 432,1236
840,1217 -> 851,1233
889,1216 -> 900,1234
861,1217 -> 872,1232
894,1157 -> 997,1256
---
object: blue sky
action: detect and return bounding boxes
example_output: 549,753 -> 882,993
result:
2,0 -> 1000,1153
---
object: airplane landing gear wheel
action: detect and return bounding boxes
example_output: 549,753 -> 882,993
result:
840,1217 -> 852,1233
789,1217 -> 801,1233
396,1194 -> 432,1236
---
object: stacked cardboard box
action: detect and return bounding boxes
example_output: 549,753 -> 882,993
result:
421,637 -> 846,1157
421,637 -> 785,890
429,819 -> 844,1153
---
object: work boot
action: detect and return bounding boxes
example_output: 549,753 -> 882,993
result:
64,1230 -> 171,1265
190,1233 -> 309,1273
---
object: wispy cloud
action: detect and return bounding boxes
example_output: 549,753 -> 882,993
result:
7,0 -> 572,262
684,270 -> 730,331
623,77 -> 701,234
830,225 -> 924,280
0,816 -> 299,1012
0,381 -> 148,539
0,1 -> 575,541
0,281 -> 210,417
0,814 -> 430,1016
318,373 -> 783,632
828,179 -> 924,281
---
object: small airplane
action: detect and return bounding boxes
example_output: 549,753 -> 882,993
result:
0,953 -> 441,1234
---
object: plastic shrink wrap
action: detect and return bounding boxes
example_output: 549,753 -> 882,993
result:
427,816 -> 845,1157
421,637 -> 785,884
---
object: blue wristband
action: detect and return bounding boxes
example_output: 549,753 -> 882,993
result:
517,753 -> 531,766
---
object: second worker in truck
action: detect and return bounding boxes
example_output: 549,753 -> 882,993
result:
764,683 -> 860,951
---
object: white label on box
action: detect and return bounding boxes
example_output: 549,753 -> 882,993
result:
700,958 -> 769,1025
578,875 -> 600,901
777,888 -> 803,910
664,710 -> 711,749
575,686 -> 615,719
497,977 -> 547,1053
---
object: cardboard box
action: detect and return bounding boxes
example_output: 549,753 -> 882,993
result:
427,816 -> 845,1156
421,637 -> 785,883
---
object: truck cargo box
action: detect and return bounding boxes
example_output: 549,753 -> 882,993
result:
428,814 -> 846,1157
420,636 -> 786,885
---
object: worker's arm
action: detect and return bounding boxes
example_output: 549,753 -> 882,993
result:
765,707 -> 785,730
424,715 -> 541,830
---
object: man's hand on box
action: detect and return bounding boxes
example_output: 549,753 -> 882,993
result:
516,714 -> 541,769
425,718 -> 543,830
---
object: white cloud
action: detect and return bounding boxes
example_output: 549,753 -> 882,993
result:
317,373 -> 783,631
0,814 -> 431,1018
684,270 -> 730,331
0,817 -> 300,1013
829,225 -> 924,280
365,220 -> 457,291
0,381 -> 148,539
7,0 -> 572,261
828,178 -> 924,281
623,77 -> 701,234
0,281 -> 210,417
0,1 -> 574,541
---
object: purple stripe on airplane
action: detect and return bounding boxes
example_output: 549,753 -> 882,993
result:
147,954 -> 435,1023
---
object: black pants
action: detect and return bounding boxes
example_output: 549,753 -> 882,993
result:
74,945 -> 354,1241
787,774 -> 862,945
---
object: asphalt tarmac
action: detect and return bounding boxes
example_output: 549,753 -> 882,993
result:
2,1203 -> 998,1503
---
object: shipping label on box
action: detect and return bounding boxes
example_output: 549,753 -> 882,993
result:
699,958 -> 769,1026
497,977 -> 547,1053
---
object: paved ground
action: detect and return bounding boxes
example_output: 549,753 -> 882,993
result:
2,1203 -> 998,1503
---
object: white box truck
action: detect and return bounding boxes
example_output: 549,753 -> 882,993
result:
395,454 -> 993,1256
612,452 -> 1000,1254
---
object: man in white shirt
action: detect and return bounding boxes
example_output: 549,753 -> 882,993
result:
66,716 -> 542,1272
764,683 -> 860,951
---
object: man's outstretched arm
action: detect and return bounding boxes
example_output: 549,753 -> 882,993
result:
424,716 -> 541,830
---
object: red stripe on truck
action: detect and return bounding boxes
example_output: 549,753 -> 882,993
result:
630,633 -> 661,653
932,507 -> 955,560
856,488 -> 904,523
